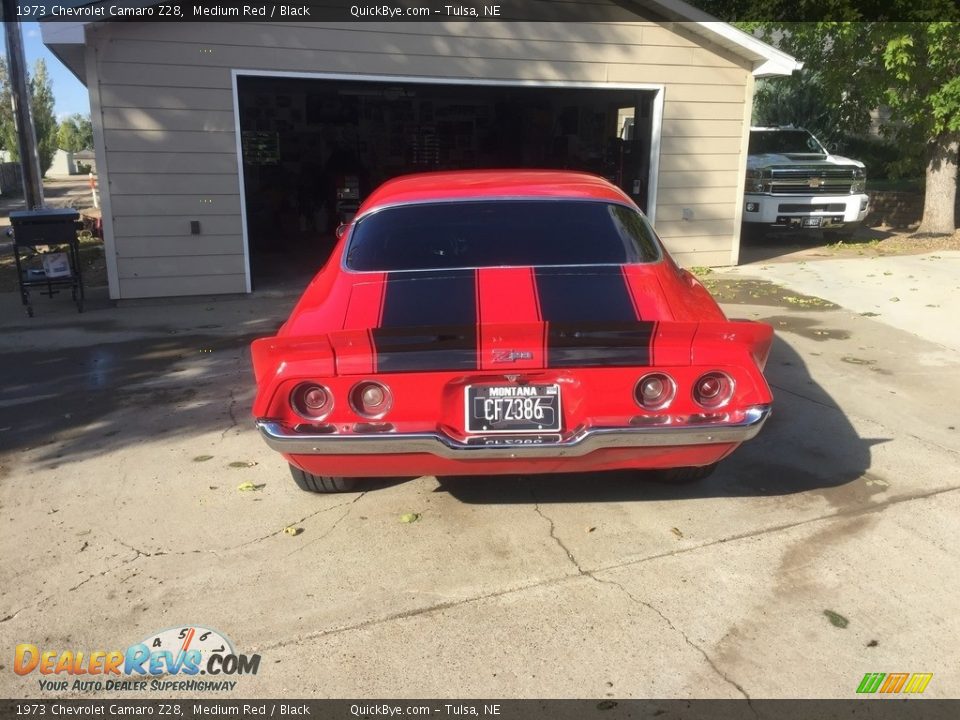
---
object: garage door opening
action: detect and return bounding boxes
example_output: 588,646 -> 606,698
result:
235,75 -> 660,290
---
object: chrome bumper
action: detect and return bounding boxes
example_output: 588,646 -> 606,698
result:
256,405 -> 771,460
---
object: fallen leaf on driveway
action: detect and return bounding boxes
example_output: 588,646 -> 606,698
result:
283,526 -> 303,536
399,513 -> 421,523
236,482 -> 265,492
889,297 -> 900,302
823,609 -> 849,628
671,527 -> 684,538
229,461 -> 257,468
193,455 -> 214,462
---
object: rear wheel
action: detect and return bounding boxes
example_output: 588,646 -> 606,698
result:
650,463 -> 718,484
289,464 -> 358,493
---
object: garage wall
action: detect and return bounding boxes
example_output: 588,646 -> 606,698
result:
86,19 -> 752,298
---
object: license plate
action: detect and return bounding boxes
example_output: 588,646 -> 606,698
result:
803,217 -> 822,227
465,384 -> 561,434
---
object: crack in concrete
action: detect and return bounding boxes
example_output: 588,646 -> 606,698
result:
588,483 -> 960,581
533,504 -> 584,575
220,387 -> 239,440
591,573 -> 755,708
531,500 -> 755,704
240,493 -> 367,549
251,574 -> 573,655
285,491 -> 368,557
245,482 -> 960,686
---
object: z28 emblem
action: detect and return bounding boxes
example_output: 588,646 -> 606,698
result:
492,350 -> 534,363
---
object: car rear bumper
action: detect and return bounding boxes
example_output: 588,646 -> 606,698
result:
256,405 -> 771,460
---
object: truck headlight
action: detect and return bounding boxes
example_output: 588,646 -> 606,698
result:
744,169 -> 765,193
851,168 -> 866,193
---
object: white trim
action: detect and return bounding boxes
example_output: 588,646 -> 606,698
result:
234,69 -> 666,92
229,71 -> 252,294
694,22 -> 803,77
231,69 -> 665,290
84,30 -> 121,300
647,87 -> 664,226
730,73 -> 756,266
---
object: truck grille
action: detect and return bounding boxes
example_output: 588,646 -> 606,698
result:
778,203 -> 846,213
768,166 -> 857,195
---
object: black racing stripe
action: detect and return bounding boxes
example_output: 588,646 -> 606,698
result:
546,322 -> 656,368
373,270 -> 478,372
534,266 -> 638,324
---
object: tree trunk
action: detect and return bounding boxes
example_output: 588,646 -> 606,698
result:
917,132 -> 959,235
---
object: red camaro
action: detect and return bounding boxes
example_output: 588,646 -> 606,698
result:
251,170 -> 773,492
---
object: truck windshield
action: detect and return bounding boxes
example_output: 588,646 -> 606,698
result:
749,130 -> 826,155
345,200 -> 661,272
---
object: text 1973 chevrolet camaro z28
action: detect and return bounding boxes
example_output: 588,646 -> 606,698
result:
251,170 -> 773,492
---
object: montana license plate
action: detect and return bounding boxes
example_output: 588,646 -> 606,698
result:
465,384 -> 561,434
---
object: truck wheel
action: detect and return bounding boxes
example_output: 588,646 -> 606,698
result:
650,463 -> 718,484
289,464 -> 358,493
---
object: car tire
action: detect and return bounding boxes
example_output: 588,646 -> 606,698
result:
650,463 -> 718,484
289,464 -> 358,493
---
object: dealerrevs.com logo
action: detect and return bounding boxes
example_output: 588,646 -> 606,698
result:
14,625 -> 260,693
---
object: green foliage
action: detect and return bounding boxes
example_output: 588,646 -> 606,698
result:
0,60 -> 17,160
30,60 -> 57,177
57,113 -> 94,152
752,74 -> 846,147
0,58 -> 60,177
741,21 -> 960,146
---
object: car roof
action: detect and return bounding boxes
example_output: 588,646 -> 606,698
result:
358,169 -> 633,213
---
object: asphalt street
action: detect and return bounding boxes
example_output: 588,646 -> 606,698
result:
1,251 -> 958,700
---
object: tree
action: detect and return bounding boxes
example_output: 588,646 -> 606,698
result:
752,73 -> 847,148
29,59 -> 57,177
57,113 -> 93,152
0,57 -> 59,177
736,18 -> 960,234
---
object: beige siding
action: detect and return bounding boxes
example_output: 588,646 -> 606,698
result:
90,17 -> 753,298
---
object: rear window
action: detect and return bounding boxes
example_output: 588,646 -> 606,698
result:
344,200 -> 661,272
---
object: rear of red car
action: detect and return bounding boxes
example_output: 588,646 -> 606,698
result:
251,171 -> 772,490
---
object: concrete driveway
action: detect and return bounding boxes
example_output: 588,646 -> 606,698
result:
1,253 -> 958,700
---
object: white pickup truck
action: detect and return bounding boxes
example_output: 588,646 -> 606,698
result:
742,127 -> 869,239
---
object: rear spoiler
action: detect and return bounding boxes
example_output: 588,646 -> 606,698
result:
251,320 -> 772,411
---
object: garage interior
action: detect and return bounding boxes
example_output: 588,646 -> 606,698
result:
237,76 -> 656,289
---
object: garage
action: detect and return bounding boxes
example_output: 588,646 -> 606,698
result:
237,74 -> 658,288
42,10 -> 800,299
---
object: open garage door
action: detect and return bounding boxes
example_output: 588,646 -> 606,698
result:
235,74 -> 660,290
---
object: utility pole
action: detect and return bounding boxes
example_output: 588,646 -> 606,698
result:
2,0 -> 46,209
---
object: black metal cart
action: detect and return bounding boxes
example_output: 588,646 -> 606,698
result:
10,208 -> 84,317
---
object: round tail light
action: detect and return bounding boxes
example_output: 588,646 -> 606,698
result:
693,372 -> 734,408
350,381 -> 393,418
635,373 -> 676,410
291,383 -> 333,420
